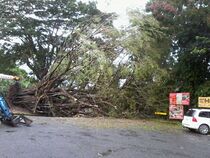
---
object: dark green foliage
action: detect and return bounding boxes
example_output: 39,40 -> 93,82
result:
0,0 -> 101,80
102,12 -> 172,117
147,0 -> 210,106
0,51 -> 16,74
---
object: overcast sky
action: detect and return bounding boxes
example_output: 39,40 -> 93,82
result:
82,0 -> 148,28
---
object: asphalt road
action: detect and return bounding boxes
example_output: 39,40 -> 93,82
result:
0,117 -> 209,158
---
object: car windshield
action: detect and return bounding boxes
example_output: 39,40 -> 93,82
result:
185,109 -> 195,116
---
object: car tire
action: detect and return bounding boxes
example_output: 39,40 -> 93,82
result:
198,124 -> 209,135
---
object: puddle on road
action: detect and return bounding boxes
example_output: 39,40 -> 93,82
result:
98,149 -> 112,157
151,137 -> 167,143
119,130 -> 139,137
97,147 -> 127,157
5,130 -> 16,133
29,137 -> 36,141
38,122 -> 48,125
78,131 -> 95,138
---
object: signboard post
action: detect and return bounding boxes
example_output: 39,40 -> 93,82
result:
169,93 -> 190,120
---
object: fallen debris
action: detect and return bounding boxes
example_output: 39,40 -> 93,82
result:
8,84 -> 113,117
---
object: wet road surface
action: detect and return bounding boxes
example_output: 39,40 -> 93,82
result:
0,117 -> 209,158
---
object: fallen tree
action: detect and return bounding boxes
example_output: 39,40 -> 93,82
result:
9,86 -> 112,117
6,13 -> 118,117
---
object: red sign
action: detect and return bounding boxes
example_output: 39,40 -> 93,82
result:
169,93 -> 190,105
169,92 -> 190,120
169,104 -> 184,120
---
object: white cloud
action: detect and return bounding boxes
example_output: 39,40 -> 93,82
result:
96,0 -> 147,13
82,0 -> 148,28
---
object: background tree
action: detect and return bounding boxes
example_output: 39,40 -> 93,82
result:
99,11 -> 172,117
147,0 -> 210,105
0,0 -> 103,80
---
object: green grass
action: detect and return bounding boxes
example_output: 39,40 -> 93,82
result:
66,117 -> 183,133
32,116 -> 183,133
141,118 -> 182,132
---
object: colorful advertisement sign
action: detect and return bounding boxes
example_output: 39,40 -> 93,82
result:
198,97 -> 210,108
169,93 -> 190,105
169,104 -> 184,120
169,92 -> 190,120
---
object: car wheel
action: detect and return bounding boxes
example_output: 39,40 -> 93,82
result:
198,124 -> 209,135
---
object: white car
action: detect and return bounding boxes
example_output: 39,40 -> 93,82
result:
182,108 -> 210,135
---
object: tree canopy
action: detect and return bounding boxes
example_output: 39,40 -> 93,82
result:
0,0 -> 105,80
147,0 -> 210,104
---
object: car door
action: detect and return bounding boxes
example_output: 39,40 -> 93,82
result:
207,112 -> 210,127
198,111 -> 210,126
